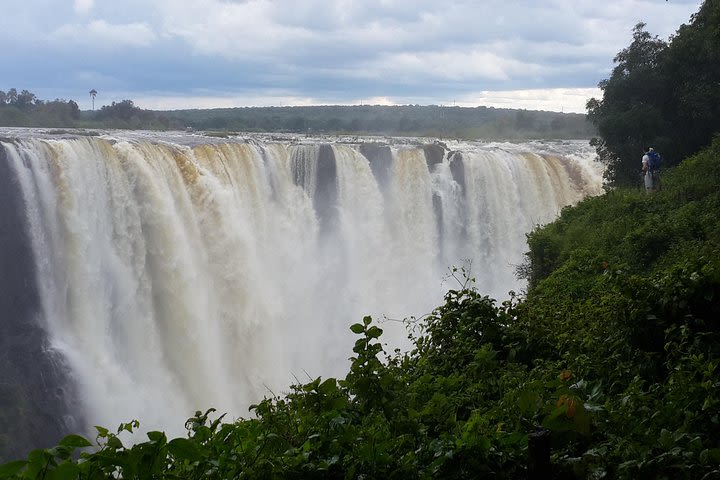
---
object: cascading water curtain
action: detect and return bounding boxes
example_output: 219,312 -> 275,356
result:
1,135 -> 603,446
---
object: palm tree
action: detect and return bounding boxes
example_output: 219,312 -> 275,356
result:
89,89 -> 97,110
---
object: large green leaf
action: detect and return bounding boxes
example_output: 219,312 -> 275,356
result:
167,438 -> 203,462
366,326 -> 383,339
58,434 -> 92,448
147,431 -> 167,445
47,462 -> 80,480
350,323 -> 365,334
0,460 -> 26,478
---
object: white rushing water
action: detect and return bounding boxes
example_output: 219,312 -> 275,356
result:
1,131 -> 603,437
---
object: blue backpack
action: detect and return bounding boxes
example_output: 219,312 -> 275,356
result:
648,151 -> 661,171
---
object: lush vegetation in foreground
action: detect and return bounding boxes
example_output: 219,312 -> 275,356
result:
2,137 -> 719,478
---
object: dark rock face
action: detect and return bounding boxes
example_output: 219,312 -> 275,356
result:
290,144 -> 338,234
432,192 -> 444,254
448,151 -> 466,191
314,144 -> 338,234
0,144 -> 81,461
422,143 -> 446,169
359,143 -> 393,193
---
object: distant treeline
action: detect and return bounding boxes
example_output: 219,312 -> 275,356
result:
163,105 -> 595,139
0,93 -> 171,130
0,89 -> 81,127
1,88 -> 595,139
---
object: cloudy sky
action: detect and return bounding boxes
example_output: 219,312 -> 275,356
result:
0,0 -> 703,113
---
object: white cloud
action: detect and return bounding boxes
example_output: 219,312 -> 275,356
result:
53,19 -> 157,48
73,0 -> 94,15
126,87 -> 600,114
156,1 -> 313,58
361,96 -> 396,106
459,87 -> 602,113
132,93 -> 318,110
142,0 -> 701,87
352,48 -> 545,86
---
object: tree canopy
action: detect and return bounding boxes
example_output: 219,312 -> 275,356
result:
587,0 -> 720,186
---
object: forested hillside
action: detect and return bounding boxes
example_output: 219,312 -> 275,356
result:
162,104 -> 593,139
0,91 -> 593,140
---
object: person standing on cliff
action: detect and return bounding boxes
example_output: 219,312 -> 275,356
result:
641,147 -> 661,193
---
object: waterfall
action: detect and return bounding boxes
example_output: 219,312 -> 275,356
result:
0,133 -> 603,451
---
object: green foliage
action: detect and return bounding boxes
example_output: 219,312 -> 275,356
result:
519,139 -> 720,478
587,23 -> 670,186
526,136 -> 720,286
0,88 -> 81,128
